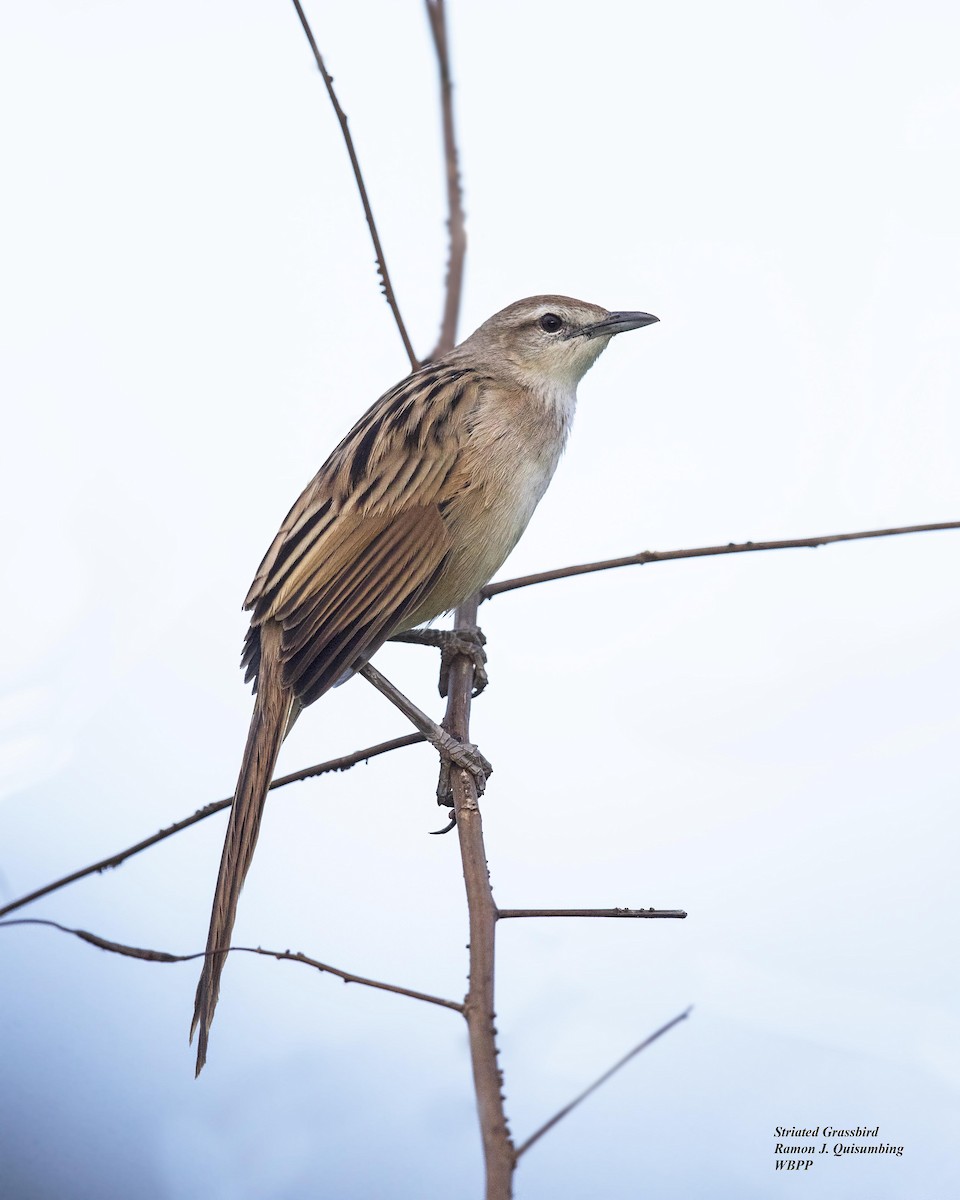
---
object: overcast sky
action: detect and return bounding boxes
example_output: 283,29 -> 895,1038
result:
1,2 -> 958,1197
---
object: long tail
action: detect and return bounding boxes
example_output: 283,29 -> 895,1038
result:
191,622 -> 293,1076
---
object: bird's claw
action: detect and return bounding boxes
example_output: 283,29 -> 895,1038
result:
438,628 -> 488,698
434,737 -> 492,814
429,813 -> 458,836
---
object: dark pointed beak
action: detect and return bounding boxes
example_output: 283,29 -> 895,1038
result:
581,311 -> 659,339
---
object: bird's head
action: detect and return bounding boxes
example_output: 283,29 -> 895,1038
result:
455,294 -> 659,397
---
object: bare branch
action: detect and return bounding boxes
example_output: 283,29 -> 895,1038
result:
481,520 -> 960,601
514,1007 -> 693,1159
290,0 -> 418,370
425,0 -> 466,360
249,947 -> 463,1012
415,14 -> 515,1186
0,918 -> 463,1013
0,734 -> 424,920
443,595 -> 516,1196
2,917 -> 187,962
499,908 -> 687,919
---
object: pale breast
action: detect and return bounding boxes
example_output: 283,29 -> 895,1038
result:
401,381 -> 574,627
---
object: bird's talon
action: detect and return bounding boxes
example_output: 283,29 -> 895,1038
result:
444,628 -> 489,698
435,737 -> 491,806
429,814 -> 458,836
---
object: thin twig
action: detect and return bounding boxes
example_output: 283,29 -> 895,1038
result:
0,734 -> 425,919
498,908 -> 687,919
514,1007 -> 693,1159
425,0 -> 466,360
481,521 -> 960,600
0,918 -> 463,1012
290,0 -> 418,369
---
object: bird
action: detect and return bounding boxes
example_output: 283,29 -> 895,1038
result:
190,294 -> 658,1073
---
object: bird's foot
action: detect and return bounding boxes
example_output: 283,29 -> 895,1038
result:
435,731 -> 492,798
391,626 -> 489,698
430,727 -> 492,832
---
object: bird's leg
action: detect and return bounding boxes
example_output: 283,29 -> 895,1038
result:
359,663 -> 492,797
390,626 -> 489,697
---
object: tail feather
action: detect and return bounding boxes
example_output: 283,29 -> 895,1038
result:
191,622 -> 292,1076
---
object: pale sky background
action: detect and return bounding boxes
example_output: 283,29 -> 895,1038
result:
1,2 -> 958,1197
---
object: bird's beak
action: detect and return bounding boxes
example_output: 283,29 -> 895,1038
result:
580,311 -> 659,339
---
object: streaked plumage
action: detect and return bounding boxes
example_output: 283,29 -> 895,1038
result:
191,295 -> 658,1073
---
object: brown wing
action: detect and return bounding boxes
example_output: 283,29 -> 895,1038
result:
240,363 -> 481,708
277,504 -> 449,705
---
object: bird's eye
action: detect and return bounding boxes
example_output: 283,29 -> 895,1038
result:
539,313 -> 563,333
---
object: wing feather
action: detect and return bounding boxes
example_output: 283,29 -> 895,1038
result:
280,512 -> 429,655
240,361 -> 484,709
281,506 -> 449,705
